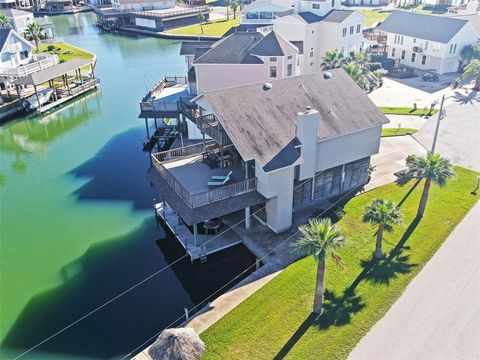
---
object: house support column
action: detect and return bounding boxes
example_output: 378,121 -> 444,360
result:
245,207 -> 251,229
193,223 -> 198,247
145,118 -> 150,138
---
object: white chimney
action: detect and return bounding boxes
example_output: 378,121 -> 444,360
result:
296,107 -> 319,181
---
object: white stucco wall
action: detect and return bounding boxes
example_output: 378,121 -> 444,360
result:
316,126 -> 382,172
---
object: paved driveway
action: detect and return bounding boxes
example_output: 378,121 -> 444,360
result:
413,92 -> 480,171
348,201 -> 480,360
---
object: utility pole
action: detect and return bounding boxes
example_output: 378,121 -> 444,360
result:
431,94 -> 446,153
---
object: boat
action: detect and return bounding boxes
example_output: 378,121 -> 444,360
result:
23,88 -> 54,111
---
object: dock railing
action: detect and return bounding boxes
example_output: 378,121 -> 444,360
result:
130,5 -> 209,19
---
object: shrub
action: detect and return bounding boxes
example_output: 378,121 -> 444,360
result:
47,45 -> 55,51
369,62 -> 382,71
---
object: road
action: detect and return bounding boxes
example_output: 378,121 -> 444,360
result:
413,91 -> 480,171
348,201 -> 480,360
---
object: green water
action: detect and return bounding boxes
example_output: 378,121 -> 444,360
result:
0,13 -> 256,360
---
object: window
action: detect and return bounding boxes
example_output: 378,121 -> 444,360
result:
312,3 -> 320,9
287,55 -> 293,60
287,63 -> 293,76
356,24 -> 361,33
401,50 -> 405,60
413,38 -> 416,43
411,52 -> 416,62
394,35 -> 397,44
350,26 -> 354,35
331,0 -> 334,7
342,27 -> 347,37
309,48 -> 314,58
400,36 -> 404,45
270,57 -> 277,62
269,66 -> 277,78
421,55 -> 427,65
424,41 -> 428,50
450,43 -> 457,54
391,48 -> 395,57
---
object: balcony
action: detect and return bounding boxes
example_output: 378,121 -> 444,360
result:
151,142 -> 257,209
0,54 -> 58,78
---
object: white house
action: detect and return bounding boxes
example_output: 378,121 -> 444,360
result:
345,0 -> 392,5
111,0 -> 175,11
241,0 -> 293,26
0,28 -> 57,81
149,69 -> 388,237
0,9 -> 34,34
377,11 -> 479,73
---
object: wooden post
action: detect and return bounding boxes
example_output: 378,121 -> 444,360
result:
33,84 -> 41,112
193,223 -> 198,247
245,207 -> 251,229
65,73 -> 71,95
145,118 -> 150,138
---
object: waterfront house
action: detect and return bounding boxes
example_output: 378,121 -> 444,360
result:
149,69 -> 388,260
0,9 -> 34,34
241,0 -> 294,27
377,11 -> 479,74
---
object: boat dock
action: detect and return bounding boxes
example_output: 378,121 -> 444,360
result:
155,202 -> 243,262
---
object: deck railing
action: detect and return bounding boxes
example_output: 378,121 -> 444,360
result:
152,140 -> 217,162
0,54 -> 58,78
141,76 -> 187,102
130,5 -> 209,19
151,149 -> 257,208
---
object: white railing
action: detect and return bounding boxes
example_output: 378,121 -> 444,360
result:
0,54 -> 58,78
153,140 -> 217,162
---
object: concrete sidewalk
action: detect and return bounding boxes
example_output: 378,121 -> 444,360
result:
349,201 -> 480,360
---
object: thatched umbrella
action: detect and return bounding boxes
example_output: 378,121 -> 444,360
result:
148,327 -> 205,360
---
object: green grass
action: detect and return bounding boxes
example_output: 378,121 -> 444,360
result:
38,42 -> 95,63
358,9 -> 390,27
165,17 -> 240,36
382,128 -> 418,137
379,106 -> 439,116
201,167 -> 479,360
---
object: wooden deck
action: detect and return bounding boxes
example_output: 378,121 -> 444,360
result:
155,202 -> 243,262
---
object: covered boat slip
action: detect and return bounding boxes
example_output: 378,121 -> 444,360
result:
13,58 -> 100,113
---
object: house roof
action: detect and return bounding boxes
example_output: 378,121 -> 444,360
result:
200,69 -> 388,171
249,31 -> 297,56
179,41 -> 214,56
291,40 -> 303,54
292,11 -> 324,24
194,32 -> 265,64
0,29 -> 12,52
1,8 -> 32,17
13,58 -> 94,86
244,0 -> 293,11
450,14 -> 480,35
323,9 -> 356,23
377,11 -> 469,43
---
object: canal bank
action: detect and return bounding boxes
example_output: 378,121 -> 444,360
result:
0,13 -> 257,360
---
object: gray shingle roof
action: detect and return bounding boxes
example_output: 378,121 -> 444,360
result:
291,40 -> 303,54
249,31 -> 297,56
323,9 -> 356,23
0,29 -> 12,52
200,69 -> 388,171
194,32 -> 265,64
179,41 -> 214,56
292,11 -> 324,24
378,11 -> 469,43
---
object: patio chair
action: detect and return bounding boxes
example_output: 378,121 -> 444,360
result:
208,174 -> 231,187
211,170 -> 233,181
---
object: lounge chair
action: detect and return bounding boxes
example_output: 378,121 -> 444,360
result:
211,170 -> 233,181
208,175 -> 231,187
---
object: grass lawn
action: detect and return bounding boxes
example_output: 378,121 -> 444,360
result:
358,9 -> 390,27
379,106 -> 439,116
201,167 -> 479,359
382,128 -> 418,137
165,17 -> 240,36
37,42 -> 95,63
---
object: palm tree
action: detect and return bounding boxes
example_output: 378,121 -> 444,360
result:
224,0 -> 231,20
24,21 -> 43,52
363,199 -> 402,259
463,59 -> 480,91
231,0 -> 240,19
404,153 -> 455,218
198,11 -> 205,34
0,13 -> 11,29
292,218 -> 348,314
321,50 -> 346,70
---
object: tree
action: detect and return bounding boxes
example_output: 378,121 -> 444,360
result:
0,13 -> 10,29
24,21 -> 43,52
403,153 -> 455,218
363,199 -> 402,259
224,0 -> 231,20
321,49 -> 347,70
231,0 -> 240,19
460,43 -> 480,64
462,59 -> 480,91
198,11 -> 205,34
292,218 -> 348,314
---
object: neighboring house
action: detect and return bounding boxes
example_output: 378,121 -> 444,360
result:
241,0 -> 293,26
273,9 -> 365,73
0,9 -> 34,34
345,0 -> 392,5
149,69 -> 388,237
422,0 -> 466,6
0,28 -> 57,81
0,0 -> 16,9
447,0 -> 479,15
377,11 -> 479,73
111,0 -> 175,11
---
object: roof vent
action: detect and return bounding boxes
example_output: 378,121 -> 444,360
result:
324,71 -> 332,80
263,82 -> 272,91
305,106 -> 311,113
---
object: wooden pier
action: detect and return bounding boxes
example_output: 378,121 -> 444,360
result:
155,202 -> 243,262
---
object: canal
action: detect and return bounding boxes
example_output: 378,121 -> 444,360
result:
0,13 -> 256,359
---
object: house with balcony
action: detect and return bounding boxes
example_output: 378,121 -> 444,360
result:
1,9 -> 34,34
377,11 -> 479,74
148,69 -> 388,261
241,0 -> 293,28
